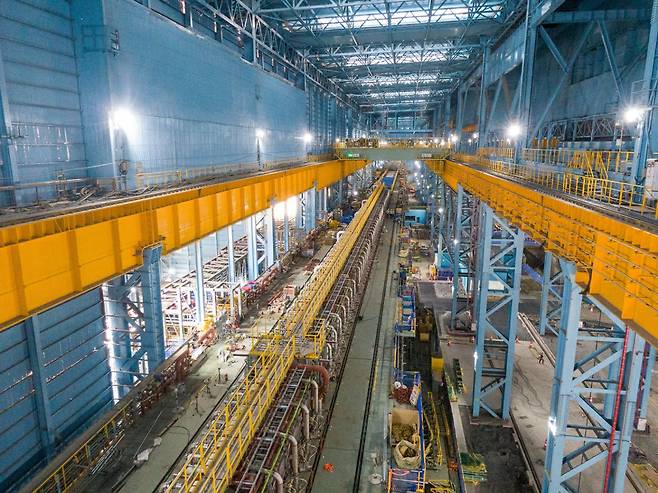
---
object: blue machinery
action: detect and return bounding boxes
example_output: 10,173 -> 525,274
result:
425,163 -> 653,493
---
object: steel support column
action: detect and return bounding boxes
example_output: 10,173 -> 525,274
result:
539,251 -> 566,337
477,45 -> 490,144
227,224 -> 236,283
543,262 -> 646,493
471,204 -> 523,419
246,215 -> 259,281
451,185 -> 478,329
637,345 -> 655,428
283,203 -> 290,252
194,241 -> 204,324
104,245 -> 166,398
304,188 -> 316,232
631,0 -> 658,184
24,314 -> 55,457
264,206 -> 276,268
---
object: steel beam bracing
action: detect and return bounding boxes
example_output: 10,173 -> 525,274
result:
450,185 -> 478,330
539,251 -> 567,337
471,203 -> 523,420
160,236 -> 249,337
104,245 -> 166,398
420,157 -> 658,348
544,262 -> 646,493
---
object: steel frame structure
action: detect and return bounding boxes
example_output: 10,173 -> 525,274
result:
539,250 -> 566,337
160,236 -> 249,339
544,261 -> 646,493
450,184 -> 478,329
256,0 -> 521,115
471,203 -> 523,420
103,245 -> 166,398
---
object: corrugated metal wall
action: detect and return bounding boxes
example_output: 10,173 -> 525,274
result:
0,0 -> 86,202
0,289 -> 111,491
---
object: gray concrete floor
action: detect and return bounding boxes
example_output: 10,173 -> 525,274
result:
311,218 -> 398,493
85,245 -> 334,492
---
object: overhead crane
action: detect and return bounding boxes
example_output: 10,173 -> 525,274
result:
0,158 -> 367,334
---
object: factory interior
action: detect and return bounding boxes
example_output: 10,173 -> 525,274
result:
2,0 -> 658,492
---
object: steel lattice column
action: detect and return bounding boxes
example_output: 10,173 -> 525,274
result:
471,204 -> 523,419
637,345 -> 656,430
104,245 -> 166,398
305,187 -> 317,232
451,185 -> 478,329
539,251 -> 567,337
543,262 -> 646,493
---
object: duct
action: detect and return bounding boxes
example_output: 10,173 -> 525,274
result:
278,433 -> 299,475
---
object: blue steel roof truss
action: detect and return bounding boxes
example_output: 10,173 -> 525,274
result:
257,0 -> 521,116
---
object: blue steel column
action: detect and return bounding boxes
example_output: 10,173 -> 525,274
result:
304,187 -> 316,232
0,44 -> 18,205
544,261 -> 582,493
543,262 -> 646,493
451,185 -> 476,329
264,205 -> 276,267
140,246 -> 165,371
517,0 -> 537,152
194,241 -> 204,324
227,224 -> 236,283
283,204 -> 290,252
24,315 -> 55,458
477,45 -> 489,144
539,251 -> 566,336
637,345 -> 656,427
246,216 -> 259,280
471,204 -> 523,419
631,0 -> 658,184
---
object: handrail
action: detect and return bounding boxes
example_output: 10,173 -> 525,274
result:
426,157 -> 658,346
454,153 -> 654,215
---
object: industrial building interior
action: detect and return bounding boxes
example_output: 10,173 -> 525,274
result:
2,0 -> 658,492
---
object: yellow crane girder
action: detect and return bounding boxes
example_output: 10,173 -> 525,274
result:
0,159 -> 368,332
427,159 -> 658,346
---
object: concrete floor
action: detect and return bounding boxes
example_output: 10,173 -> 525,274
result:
80,244 -> 334,492
311,218 -> 398,493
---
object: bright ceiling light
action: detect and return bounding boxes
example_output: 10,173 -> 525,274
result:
255,128 -> 265,138
450,134 -> 458,143
432,138 -> 439,144
623,106 -> 647,124
303,132 -> 313,143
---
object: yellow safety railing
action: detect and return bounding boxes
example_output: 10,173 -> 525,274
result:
33,403 -> 135,493
454,153 -> 654,215
282,180 -> 386,349
135,154 -> 334,188
426,158 -> 658,346
164,336 -> 295,493
475,147 -> 635,178
336,138 -> 448,150
476,146 -> 514,160
521,148 -> 634,178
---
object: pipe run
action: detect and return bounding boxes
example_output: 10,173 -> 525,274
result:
263,469 -> 284,493
278,432 -> 299,475
293,363 -> 330,395
300,404 -> 310,441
